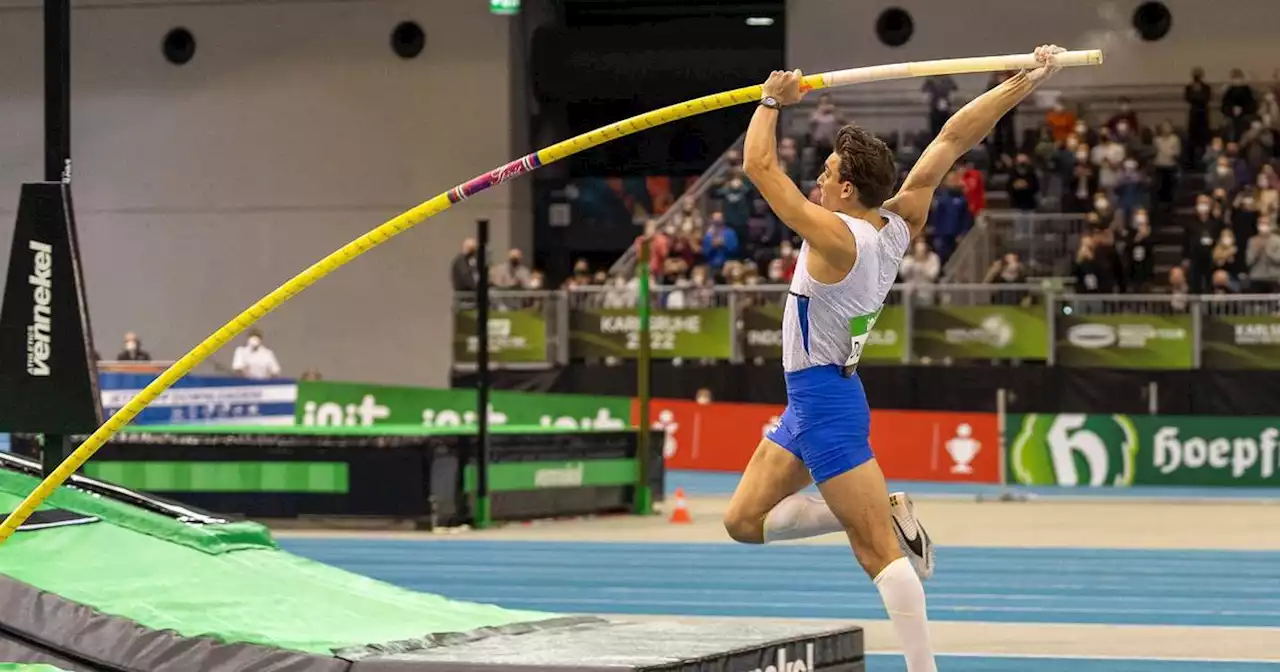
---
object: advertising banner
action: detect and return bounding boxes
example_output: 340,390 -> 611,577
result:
452,309 -> 549,364
1006,413 -> 1280,487
637,398 -> 999,483
740,304 -> 905,362
912,305 -> 1048,360
570,308 -> 731,359
99,373 -> 297,426
1201,314 -> 1280,370
295,380 -> 631,431
1056,314 -> 1194,369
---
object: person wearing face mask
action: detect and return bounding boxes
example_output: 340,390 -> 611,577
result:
1063,144 -> 1098,213
450,238 -> 479,293
1232,186 -> 1261,245
1186,195 -> 1222,293
899,239 -> 941,292
1045,99 -> 1076,142
1222,68 -> 1258,139
232,330 -> 281,380
1184,67 -> 1212,168
1258,175 -> 1280,224
116,332 -> 152,361
490,248 -> 533,289
1114,158 -> 1148,225
1247,220 -> 1280,293
1212,228 -> 1241,277
1107,97 -> 1138,135
1126,210 -> 1155,291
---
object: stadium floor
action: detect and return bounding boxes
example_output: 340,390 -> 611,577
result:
276,471 -> 1280,671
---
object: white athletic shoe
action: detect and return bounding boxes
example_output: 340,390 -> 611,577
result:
889,492 -> 935,581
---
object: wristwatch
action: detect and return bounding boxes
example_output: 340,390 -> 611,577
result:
760,95 -> 784,110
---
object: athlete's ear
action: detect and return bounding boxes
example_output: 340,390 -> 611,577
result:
842,181 -> 854,200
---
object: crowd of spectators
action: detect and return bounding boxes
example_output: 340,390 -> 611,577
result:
448,66 -> 1280,306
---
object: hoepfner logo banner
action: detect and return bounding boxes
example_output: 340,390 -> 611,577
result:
26,240 -> 54,376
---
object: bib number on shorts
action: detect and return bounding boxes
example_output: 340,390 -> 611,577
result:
845,308 -> 882,370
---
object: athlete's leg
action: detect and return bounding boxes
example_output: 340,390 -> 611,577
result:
722,436 -> 813,544
818,460 -> 937,672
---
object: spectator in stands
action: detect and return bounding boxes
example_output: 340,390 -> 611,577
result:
1202,136 -> 1225,171
1247,219 -> 1280,293
1233,184 -> 1262,243
1261,91 -> 1280,129
1167,266 -> 1191,311
1258,171 -> 1279,224
1091,192 -> 1119,231
1186,194 -> 1221,292
602,275 -> 634,309
808,94 -> 843,158
766,257 -> 788,284
1092,128 -> 1125,198
777,239 -> 798,280
1072,234 -> 1104,293
778,137 -> 803,185
984,252 -> 1028,305
1207,155 -> 1238,192
1033,126 -> 1057,167
1222,68 -> 1258,139
745,198 -> 781,265
929,171 -> 973,263
1185,67 -> 1212,167
1009,154 -> 1040,235
1114,158 -> 1150,225
1045,99 -> 1077,143
451,238 -> 479,292
673,196 -> 704,235
1211,187 -> 1233,223
715,166 -> 754,237
634,219 -> 670,278
232,330 -> 281,380
900,239 -> 941,286
1152,121 -> 1182,206
1107,97 -> 1139,134
1211,269 -> 1237,294
1212,228 -> 1241,278
299,369 -> 323,382
959,159 -> 987,216
702,211 -> 739,275
116,332 -> 151,361
922,74 -> 958,138
1064,143 -> 1098,213
563,258 -> 592,290
1126,209 -> 1155,291
1241,119 -> 1275,176
491,248 -> 533,289
668,220 -> 700,270
1074,119 -> 1097,147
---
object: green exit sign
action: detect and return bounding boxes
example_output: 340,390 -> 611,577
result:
490,0 -> 519,15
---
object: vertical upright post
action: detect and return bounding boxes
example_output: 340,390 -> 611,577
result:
634,237 -> 653,515
46,0 -> 71,183
43,0 -> 72,476
474,219 -> 492,529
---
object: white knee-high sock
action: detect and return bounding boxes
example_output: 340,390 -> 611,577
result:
874,557 -> 937,672
762,494 -> 843,542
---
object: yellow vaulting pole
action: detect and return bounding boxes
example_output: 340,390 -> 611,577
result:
0,49 -> 1102,544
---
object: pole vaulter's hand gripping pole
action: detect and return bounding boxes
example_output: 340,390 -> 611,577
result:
0,49 -> 1101,544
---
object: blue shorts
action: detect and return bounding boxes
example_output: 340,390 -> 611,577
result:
765,364 -> 873,484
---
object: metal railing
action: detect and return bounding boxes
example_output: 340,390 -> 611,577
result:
945,211 -> 1088,283
453,286 -> 1280,370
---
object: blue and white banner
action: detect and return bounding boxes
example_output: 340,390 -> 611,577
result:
98,373 -> 297,426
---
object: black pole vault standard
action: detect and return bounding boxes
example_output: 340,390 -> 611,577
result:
44,0 -> 73,475
46,0 -> 71,183
474,218 -> 492,528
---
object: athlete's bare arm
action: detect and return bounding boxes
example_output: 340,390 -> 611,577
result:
744,71 -> 854,271
885,45 -> 1064,238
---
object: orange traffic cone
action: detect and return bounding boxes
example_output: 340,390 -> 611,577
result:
669,487 -> 693,524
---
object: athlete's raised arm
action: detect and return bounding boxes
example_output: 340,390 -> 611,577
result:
885,45 -> 1064,237
743,70 -> 853,266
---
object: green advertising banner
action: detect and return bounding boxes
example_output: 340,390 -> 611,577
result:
570,308 -> 731,359
740,304 -> 905,362
453,309 -> 548,364
1202,315 -> 1280,370
1056,313 -> 1193,369
295,381 -> 632,430
912,305 -> 1048,360
1007,413 -> 1280,487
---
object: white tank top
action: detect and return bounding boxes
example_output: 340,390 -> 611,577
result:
782,209 -> 911,373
